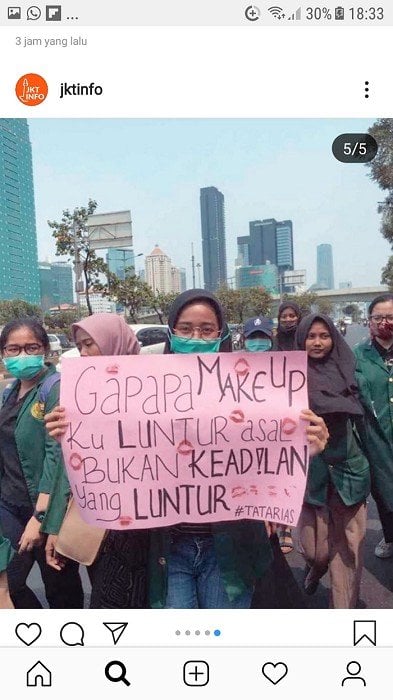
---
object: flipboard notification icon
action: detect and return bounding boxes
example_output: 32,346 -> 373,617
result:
15,73 -> 48,106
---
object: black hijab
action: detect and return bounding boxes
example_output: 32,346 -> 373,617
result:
164,288 -> 232,354
295,313 -> 363,417
276,301 -> 301,351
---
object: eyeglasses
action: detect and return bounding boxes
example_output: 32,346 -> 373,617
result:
174,325 -> 220,340
3,343 -> 43,357
369,314 -> 393,324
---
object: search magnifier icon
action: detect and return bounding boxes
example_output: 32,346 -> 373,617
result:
105,661 -> 130,686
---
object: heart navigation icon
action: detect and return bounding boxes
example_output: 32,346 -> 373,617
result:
262,661 -> 288,685
15,622 -> 42,646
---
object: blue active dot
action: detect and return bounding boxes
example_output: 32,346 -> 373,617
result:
214,629 -> 221,637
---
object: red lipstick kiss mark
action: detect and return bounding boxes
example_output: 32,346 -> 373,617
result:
282,417 -> 297,435
69,453 -> 82,471
234,358 -> 250,376
229,409 -> 245,423
177,439 -> 194,456
119,515 -> 133,527
231,486 -> 247,498
106,364 -> 119,374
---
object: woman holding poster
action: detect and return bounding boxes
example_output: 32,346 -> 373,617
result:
43,313 -> 149,608
295,314 -> 370,608
149,290 -> 329,609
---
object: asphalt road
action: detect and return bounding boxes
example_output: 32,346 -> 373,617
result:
8,324 -> 393,608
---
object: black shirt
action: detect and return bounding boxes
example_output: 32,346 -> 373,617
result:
0,387 -> 32,507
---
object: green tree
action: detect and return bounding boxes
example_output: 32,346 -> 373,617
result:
216,287 -> 272,323
100,272 -> 154,322
150,291 -> 178,324
381,255 -> 393,290
316,299 -> 334,316
343,303 -> 361,322
366,119 -> 393,275
48,199 -> 108,316
43,309 -> 88,337
0,299 -> 42,325
281,292 -> 318,316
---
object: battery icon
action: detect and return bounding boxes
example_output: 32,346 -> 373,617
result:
335,6 -> 345,19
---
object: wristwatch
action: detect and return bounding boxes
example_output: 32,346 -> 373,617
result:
33,509 -> 46,523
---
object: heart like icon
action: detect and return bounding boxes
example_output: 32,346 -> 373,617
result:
15,623 -> 42,646
262,661 -> 288,685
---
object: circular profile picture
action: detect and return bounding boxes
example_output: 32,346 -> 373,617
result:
15,73 -> 48,106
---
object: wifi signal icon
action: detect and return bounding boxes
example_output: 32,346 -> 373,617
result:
268,6 -> 285,18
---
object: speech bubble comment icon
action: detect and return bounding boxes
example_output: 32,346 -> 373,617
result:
60,622 -> 85,646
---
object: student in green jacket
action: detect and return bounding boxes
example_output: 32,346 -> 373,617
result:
149,290 -> 329,609
354,293 -> 393,559
0,318 -> 83,608
295,314 -> 370,608
0,527 -> 13,608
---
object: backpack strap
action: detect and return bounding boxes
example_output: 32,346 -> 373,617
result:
38,372 -> 61,406
1,381 -> 18,407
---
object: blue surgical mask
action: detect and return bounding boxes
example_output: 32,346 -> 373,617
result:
3,355 -> 45,380
245,338 -> 272,352
170,334 -> 222,354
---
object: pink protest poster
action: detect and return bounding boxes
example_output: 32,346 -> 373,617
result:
60,351 -> 309,530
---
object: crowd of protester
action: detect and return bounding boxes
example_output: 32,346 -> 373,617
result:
1,291 -> 393,610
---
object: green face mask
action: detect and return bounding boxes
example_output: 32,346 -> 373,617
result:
170,334 -> 222,354
245,338 -> 272,352
3,354 -> 45,380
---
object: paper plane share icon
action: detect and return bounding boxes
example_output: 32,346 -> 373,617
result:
103,622 -> 128,645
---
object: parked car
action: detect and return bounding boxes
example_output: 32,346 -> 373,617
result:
47,333 -> 62,358
129,324 -> 168,354
56,332 -> 74,350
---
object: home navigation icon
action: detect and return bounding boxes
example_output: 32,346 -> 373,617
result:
26,661 -> 52,687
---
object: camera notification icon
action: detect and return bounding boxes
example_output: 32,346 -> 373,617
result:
8,6 -> 21,19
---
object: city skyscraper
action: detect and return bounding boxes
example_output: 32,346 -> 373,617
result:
106,248 -> 135,279
200,186 -> 227,291
0,118 -> 40,303
145,245 -> 173,294
249,219 -> 277,266
238,218 -> 294,273
316,243 -> 335,289
275,219 -> 294,274
38,261 -> 73,311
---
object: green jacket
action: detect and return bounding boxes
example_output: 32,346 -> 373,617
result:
0,364 -> 69,525
304,415 -> 370,507
354,339 -> 393,511
0,527 -> 13,573
149,520 -> 273,608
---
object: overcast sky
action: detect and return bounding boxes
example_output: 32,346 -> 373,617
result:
28,118 -> 390,289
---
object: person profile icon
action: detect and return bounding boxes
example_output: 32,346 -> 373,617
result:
341,661 -> 366,687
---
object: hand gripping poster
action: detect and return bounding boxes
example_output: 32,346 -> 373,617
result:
60,352 -> 309,529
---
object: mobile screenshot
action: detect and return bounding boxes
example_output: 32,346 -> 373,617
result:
0,0 -> 393,696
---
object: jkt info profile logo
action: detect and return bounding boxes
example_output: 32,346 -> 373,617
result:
15,73 -> 48,106
60,82 -> 103,98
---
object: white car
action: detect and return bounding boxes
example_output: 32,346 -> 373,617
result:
128,324 -> 168,354
47,333 -> 62,357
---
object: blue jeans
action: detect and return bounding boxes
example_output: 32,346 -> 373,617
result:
164,532 -> 253,609
0,499 -> 83,609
